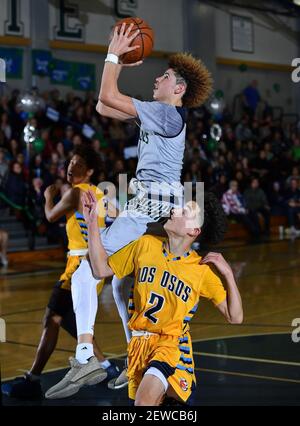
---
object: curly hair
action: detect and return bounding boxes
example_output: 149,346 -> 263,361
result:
73,144 -> 102,185
198,192 -> 228,246
168,53 -> 213,108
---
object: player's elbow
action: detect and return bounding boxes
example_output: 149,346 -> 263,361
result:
96,101 -> 108,117
91,263 -> 110,280
228,312 -> 243,324
46,214 -> 56,224
91,265 -> 104,280
99,92 -> 114,108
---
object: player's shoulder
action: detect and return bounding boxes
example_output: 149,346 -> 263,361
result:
137,234 -> 164,249
189,252 -> 215,275
75,183 -> 104,198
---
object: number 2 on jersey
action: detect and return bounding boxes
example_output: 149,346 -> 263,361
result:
144,292 -> 165,324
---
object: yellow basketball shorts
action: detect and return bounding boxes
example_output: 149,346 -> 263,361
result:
127,331 -> 196,404
59,255 -> 104,294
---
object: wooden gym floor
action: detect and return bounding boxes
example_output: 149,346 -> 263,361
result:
1,237 -> 300,405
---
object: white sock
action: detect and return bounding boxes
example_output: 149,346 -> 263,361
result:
99,360 -> 111,369
75,343 -> 94,364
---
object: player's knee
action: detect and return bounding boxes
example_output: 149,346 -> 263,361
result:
71,267 -> 81,288
43,308 -> 62,328
134,392 -> 161,406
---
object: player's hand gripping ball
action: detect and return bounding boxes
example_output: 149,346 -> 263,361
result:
112,17 -> 154,64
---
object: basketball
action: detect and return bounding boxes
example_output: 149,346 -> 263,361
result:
113,17 -> 154,64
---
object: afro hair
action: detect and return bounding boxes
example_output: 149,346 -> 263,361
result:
72,144 -> 102,185
198,191 -> 228,246
168,53 -> 213,108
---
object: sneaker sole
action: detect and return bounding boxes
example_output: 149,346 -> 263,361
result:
85,371 -> 108,386
46,369 -> 106,399
45,382 -> 81,399
107,380 -> 128,390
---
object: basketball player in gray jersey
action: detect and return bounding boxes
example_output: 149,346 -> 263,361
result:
46,22 -> 212,399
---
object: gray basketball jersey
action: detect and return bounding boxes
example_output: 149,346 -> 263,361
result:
132,99 -> 186,185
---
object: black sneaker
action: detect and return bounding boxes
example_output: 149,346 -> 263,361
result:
2,375 -> 43,399
105,362 -> 120,381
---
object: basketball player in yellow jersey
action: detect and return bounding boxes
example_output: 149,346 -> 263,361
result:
3,146 -> 119,400
82,190 -> 243,405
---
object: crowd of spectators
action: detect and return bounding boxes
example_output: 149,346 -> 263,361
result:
0,84 -> 299,248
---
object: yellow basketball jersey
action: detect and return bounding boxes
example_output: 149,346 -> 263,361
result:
66,183 -> 105,250
108,235 -> 226,336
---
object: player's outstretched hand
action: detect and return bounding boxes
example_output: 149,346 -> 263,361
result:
82,190 -> 98,225
200,252 -> 233,279
108,22 -> 140,57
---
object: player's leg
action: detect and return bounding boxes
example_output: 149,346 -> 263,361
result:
108,275 -> 132,390
134,371 -> 166,406
46,258 -> 131,398
61,308 -> 120,385
45,262 -> 106,399
70,215 -> 150,361
165,331 -> 196,405
71,258 -> 99,363
30,307 -> 62,375
0,229 -> 8,266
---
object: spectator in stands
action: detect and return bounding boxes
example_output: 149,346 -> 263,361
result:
7,138 -> 20,161
62,125 -> 74,153
189,161 -> 202,185
40,129 -> 53,160
250,150 -> 270,180
72,134 -> 83,148
286,166 -> 300,188
29,177 -> 46,234
210,174 -> 228,200
269,181 -> 286,216
31,154 -> 45,180
0,148 -> 8,188
243,140 -> 257,162
291,137 -> 300,162
1,112 -> 12,141
244,178 -> 271,236
222,180 -> 260,241
243,80 -> 261,118
55,142 -> 66,167
5,162 -> 27,206
284,178 -> 300,235
0,229 -> 8,267
271,130 -> 284,156
235,115 -> 253,141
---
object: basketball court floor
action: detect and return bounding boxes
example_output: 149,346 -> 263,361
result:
1,237 -> 300,406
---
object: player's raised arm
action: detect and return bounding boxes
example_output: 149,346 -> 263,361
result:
200,252 -> 243,324
82,190 -> 113,279
99,23 -> 140,117
44,185 -> 79,223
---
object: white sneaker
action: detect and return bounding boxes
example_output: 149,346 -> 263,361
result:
107,368 -> 128,390
45,356 -> 107,399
